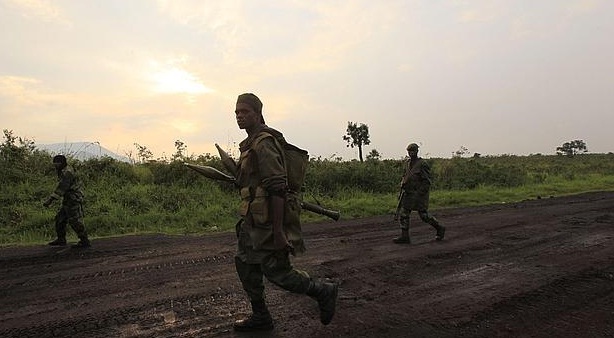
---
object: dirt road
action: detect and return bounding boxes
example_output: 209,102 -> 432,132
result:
1,191 -> 613,338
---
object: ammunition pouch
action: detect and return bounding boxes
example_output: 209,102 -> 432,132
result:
239,186 -> 272,251
250,186 -> 270,225
239,187 -> 251,217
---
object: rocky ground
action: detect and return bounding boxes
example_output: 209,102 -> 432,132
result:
1,191 -> 613,338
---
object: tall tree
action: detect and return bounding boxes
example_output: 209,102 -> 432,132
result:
134,143 -> 153,163
343,122 -> 371,162
556,140 -> 588,157
172,140 -> 187,161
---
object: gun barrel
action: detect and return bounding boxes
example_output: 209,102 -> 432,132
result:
301,201 -> 340,221
393,190 -> 405,221
186,161 -> 340,221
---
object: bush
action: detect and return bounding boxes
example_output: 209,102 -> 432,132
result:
3,129 -> 614,245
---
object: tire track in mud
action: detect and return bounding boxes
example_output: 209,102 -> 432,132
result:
0,252 -> 234,289
0,246 -> 157,270
0,245 -> 239,337
456,267 -> 614,338
0,288 -> 244,338
0,246 -> 242,337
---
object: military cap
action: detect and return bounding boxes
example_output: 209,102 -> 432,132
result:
236,93 -> 263,114
52,154 -> 67,164
406,143 -> 419,151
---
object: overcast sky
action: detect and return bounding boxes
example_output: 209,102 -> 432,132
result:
1,0 -> 612,160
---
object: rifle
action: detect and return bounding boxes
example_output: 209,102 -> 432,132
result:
393,189 -> 405,221
185,163 -> 340,221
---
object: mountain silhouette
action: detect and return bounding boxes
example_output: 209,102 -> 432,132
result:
36,142 -> 130,162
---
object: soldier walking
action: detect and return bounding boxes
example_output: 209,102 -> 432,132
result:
394,143 -> 445,244
232,93 -> 338,331
43,154 -> 91,248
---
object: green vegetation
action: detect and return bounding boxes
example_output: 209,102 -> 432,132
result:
342,121 -> 371,162
2,129 -> 614,246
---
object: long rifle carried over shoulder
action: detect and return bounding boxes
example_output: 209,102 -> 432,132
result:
186,144 -> 340,221
185,163 -> 340,221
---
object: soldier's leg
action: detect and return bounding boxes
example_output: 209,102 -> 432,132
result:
418,210 -> 445,241
68,204 -> 90,248
393,208 -> 411,244
262,251 -> 338,325
49,208 -> 68,246
234,255 -> 273,331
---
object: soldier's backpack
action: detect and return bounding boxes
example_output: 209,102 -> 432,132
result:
253,127 -> 309,254
254,127 -> 309,193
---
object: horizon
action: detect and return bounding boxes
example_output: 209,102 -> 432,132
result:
30,139 -> 608,162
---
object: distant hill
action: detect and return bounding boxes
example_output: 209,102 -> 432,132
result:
36,142 -> 131,162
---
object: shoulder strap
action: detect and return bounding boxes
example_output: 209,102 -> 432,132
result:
253,131 -> 274,146
253,131 -> 285,157
251,130 -> 288,178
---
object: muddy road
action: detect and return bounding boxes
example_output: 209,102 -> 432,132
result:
1,191 -> 613,338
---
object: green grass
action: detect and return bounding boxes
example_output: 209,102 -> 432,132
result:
0,154 -> 614,246
5,132 -> 613,246
4,174 -> 614,247
318,174 -> 614,222
3,165 -> 614,247
430,174 -> 614,208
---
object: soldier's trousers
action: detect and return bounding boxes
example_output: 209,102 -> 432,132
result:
399,208 -> 440,230
55,203 -> 88,240
235,247 -> 311,303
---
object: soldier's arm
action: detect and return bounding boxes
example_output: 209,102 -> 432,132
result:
48,170 -> 73,202
400,160 -> 409,187
420,161 -> 433,186
257,136 -> 286,190
255,137 -> 290,251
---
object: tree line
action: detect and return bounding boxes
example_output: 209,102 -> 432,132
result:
1,129 -> 612,245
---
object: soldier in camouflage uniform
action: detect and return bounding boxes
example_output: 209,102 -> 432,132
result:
232,93 -> 338,332
43,154 -> 91,248
393,143 -> 445,244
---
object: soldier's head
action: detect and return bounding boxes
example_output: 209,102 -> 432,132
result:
52,154 -> 67,170
235,93 -> 265,132
406,143 -> 419,158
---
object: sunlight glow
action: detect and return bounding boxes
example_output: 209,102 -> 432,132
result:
171,119 -> 198,133
150,67 -> 212,94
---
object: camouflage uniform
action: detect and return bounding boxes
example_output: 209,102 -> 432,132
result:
235,125 -> 311,300
395,144 -> 445,243
45,161 -> 90,247
232,93 -> 337,331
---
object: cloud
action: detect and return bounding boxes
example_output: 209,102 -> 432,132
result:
457,2 -> 501,23
0,76 -> 70,109
156,1 -> 402,74
3,0 -> 70,25
566,0 -> 600,14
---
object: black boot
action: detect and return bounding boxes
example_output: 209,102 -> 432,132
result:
393,229 -> 410,244
307,280 -> 339,325
71,237 -> 91,248
435,225 -> 446,241
233,300 -> 274,331
48,238 -> 67,246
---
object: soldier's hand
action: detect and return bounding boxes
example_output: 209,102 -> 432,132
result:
273,230 -> 291,252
